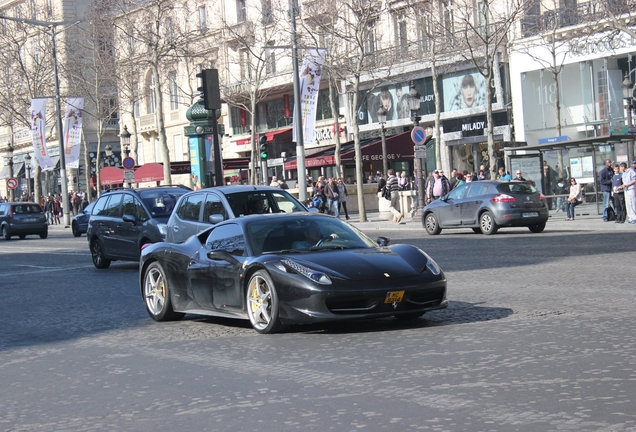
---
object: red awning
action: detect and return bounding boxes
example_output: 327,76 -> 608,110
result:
223,157 -> 250,170
284,154 -> 336,171
340,131 -> 414,162
235,128 -> 292,146
99,167 -> 124,185
134,163 -> 164,183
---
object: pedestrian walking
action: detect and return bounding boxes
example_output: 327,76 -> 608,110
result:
620,161 -> 636,223
599,159 -> 614,221
612,164 -> 625,223
386,169 -> 403,223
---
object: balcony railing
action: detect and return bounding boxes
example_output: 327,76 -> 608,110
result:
521,1 -> 612,37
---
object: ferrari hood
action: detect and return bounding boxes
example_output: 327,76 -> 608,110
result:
282,248 -> 424,281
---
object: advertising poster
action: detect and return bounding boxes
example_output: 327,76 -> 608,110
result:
29,98 -> 55,171
189,136 -> 203,190
293,48 -> 326,145
63,97 -> 84,169
442,70 -> 487,111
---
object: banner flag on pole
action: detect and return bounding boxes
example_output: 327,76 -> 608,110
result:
29,98 -> 55,171
63,97 -> 84,169
292,48 -> 326,145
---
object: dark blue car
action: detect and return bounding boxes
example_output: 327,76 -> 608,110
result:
72,201 -> 95,237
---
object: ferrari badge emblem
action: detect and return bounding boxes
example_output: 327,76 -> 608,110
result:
392,301 -> 398,309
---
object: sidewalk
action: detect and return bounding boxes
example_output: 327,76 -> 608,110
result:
344,202 -> 636,233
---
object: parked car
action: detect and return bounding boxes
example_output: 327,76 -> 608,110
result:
422,180 -> 549,235
0,202 -> 48,240
71,201 -> 95,237
140,213 -> 448,334
166,186 -> 309,243
87,185 -> 191,269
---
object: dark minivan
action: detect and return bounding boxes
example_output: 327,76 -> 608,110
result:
86,186 -> 190,268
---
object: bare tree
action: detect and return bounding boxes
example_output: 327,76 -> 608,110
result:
0,15 -> 55,202
64,0 -> 120,197
455,0 -> 524,179
111,0 -> 207,184
218,0 -> 287,185
301,0 -> 395,222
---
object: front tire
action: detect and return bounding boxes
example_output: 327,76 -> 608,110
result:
142,261 -> 184,321
2,226 -> 11,240
528,222 -> 546,233
424,213 -> 442,235
246,270 -> 283,334
72,221 -> 81,237
480,211 -> 499,235
90,239 -> 111,269
39,231 -> 48,239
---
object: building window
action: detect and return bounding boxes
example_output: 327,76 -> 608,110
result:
419,14 -> 431,54
165,18 -> 173,44
230,106 -> 251,136
394,11 -> 408,54
442,0 -> 454,42
199,6 -> 207,34
262,0 -> 273,25
169,72 -> 179,111
173,134 -> 184,161
101,98 -> 118,120
133,83 -> 140,118
46,0 -> 52,17
240,48 -> 251,80
365,20 -> 377,54
146,73 -> 156,115
154,138 -> 162,163
128,35 -> 135,55
237,0 -> 246,23
265,42 -> 276,76
476,1 -> 489,36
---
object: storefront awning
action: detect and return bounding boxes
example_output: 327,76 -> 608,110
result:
99,166 -> 124,185
223,157 -> 250,170
235,127 -> 292,147
340,131 -> 415,162
134,163 -> 165,183
509,133 -> 636,152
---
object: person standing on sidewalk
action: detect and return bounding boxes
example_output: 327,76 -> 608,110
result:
386,169 -> 403,223
565,178 -> 582,221
336,178 -> 350,220
611,164 -> 626,224
620,161 -> 636,223
599,159 -> 614,221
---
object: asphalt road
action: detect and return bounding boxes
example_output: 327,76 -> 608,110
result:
1,226 -> 636,431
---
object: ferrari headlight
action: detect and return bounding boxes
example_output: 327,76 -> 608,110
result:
281,259 -> 332,285
418,249 -> 441,275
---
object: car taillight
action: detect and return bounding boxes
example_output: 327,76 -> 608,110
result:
539,194 -> 546,201
491,194 -> 516,203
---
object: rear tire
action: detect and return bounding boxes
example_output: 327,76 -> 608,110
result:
480,211 -> 499,235
424,213 -> 442,235
246,270 -> 283,334
2,226 -> 11,240
528,222 -> 546,233
40,232 -> 48,239
91,239 -> 111,269
142,261 -> 185,321
72,221 -> 81,237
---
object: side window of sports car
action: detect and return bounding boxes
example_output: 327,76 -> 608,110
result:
205,223 -> 246,256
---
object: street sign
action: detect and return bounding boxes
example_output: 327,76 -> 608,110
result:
122,157 -> 135,170
414,151 -> 427,158
124,169 -> 135,183
413,145 -> 427,152
267,158 -> 284,167
411,126 -> 427,145
6,177 -> 17,190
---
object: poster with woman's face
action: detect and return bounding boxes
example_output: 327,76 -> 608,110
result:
443,71 -> 486,111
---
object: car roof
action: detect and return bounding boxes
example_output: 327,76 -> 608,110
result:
186,185 -> 288,196
213,212 -> 334,227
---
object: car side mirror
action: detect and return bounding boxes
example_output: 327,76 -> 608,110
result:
207,249 -> 240,265
208,214 -> 224,225
377,236 -> 390,247
122,213 -> 137,224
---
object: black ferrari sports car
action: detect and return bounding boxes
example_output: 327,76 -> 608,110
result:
139,213 -> 447,334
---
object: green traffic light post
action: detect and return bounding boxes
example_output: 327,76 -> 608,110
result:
259,135 -> 268,185
185,69 -> 224,188
184,100 -> 224,189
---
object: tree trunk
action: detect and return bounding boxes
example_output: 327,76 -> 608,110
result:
329,79 -> 342,178
432,61 -> 442,172
250,93 -> 258,185
485,70 -> 497,180
351,83 -> 367,222
152,64 -> 171,185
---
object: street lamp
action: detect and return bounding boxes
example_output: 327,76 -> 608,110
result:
104,144 -> 114,169
623,73 -> 634,159
377,106 -> 388,175
408,83 -> 425,220
24,153 -> 32,199
120,125 -> 131,158
5,143 -> 14,201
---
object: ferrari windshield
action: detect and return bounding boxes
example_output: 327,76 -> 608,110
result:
247,216 -> 377,255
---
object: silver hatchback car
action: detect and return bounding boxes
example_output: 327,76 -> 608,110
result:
166,186 -> 309,243
0,202 -> 48,240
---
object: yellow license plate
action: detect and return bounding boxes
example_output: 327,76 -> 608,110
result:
384,290 -> 405,304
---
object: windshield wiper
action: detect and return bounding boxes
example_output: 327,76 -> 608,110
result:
262,249 -> 309,254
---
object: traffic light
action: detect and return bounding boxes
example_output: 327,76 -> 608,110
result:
196,69 -> 221,111
259,135 -> 268,160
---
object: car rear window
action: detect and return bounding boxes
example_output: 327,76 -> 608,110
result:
497,183 -> 538,194
139,189 -> 189,217
13,204 -> 42,214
